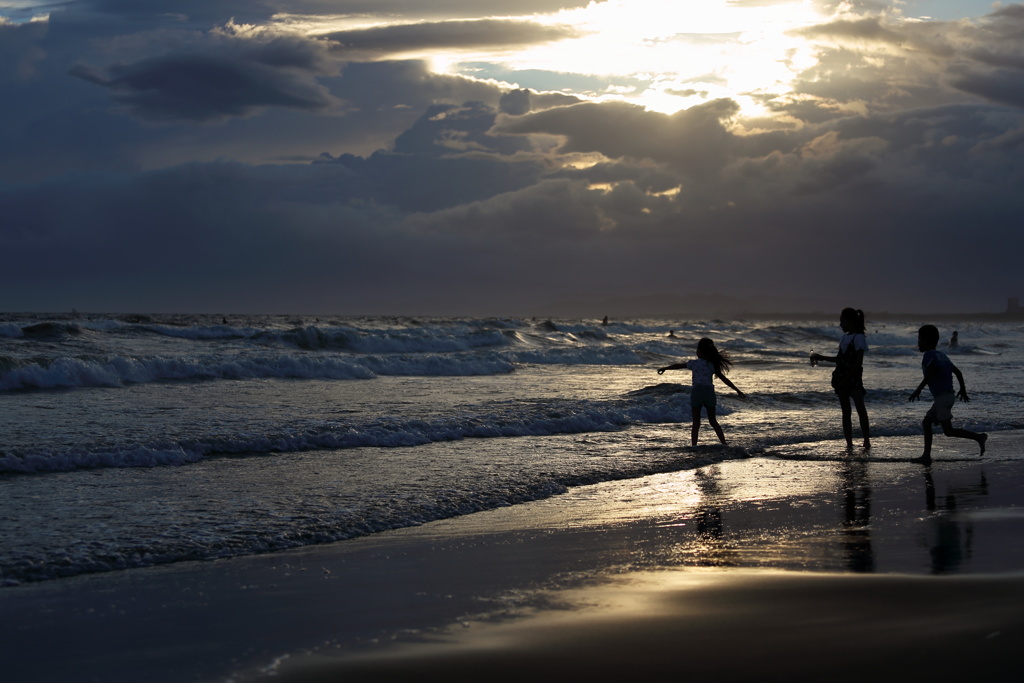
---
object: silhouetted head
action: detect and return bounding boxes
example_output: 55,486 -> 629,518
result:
840,307 -> 866,335
918,324 -> 940,351
696,337 -> 733,374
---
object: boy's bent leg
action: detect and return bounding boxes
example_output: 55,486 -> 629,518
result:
940,420 -> 988,455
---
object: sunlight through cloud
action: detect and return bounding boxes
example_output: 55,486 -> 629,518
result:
451,0 -> 833,116
266,2 -> 834,119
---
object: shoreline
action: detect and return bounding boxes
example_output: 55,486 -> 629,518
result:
4,433 -> 1024,682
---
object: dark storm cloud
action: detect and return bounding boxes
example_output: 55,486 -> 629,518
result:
1,52 -> 509,183
498,88 -> 582,115
0,145 -> 551,313
0,162 -> 406,312
966,47 -> 1024,71
5,84 -> 1022,313
795,17 -> 908,46
70,0 -> 599,24
495,99 -> 741,171
980,3 -> 1024,36
792,14 -> 958,62
3,2 -> 1024,314
313,101 -> 543,213
398,108 -> 1023,312
480,83 -> 1024,306
783,9 -> 1024,119
77,0 -> 279,22
947,7 -> 1024,107
68,29 -> 341,122
268,0 -> 598,18
5,130 -> 1016,311
325,19 -> 580,56
949,67 -> 1024,108
0,20 -> 48,81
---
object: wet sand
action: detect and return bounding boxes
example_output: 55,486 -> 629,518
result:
272,570 -> 1024,682
4,433 -> 1024,683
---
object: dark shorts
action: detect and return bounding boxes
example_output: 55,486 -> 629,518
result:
834,384 -> 866,398
690,384 -> 717,410
832,371 -> 865,397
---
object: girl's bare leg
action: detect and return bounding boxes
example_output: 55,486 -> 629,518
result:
691,407 -> 702,446
852,393 -> 871,449
838,393 -> 854,448
707,407 -> 727,445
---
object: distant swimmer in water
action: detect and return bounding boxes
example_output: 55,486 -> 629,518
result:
658,337 -> 745,446
602,316 -> 609,326
810,307 -> 872,450
909,325 -> 987,465
948,330 -> 959,348
667,330 -> 676,338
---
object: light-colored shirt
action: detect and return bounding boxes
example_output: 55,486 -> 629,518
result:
685,358 -> 715,386
839,333 -> 868,353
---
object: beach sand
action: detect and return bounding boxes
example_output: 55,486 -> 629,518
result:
274,571 -> 1024,682
5,432 -> 1024,683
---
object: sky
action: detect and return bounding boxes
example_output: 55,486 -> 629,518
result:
1,0 -> 1022,316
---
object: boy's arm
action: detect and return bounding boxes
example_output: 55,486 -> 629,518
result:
950,362 -> 970,402
657,362 -> 687,375
909,365 -> 935,402
716,372 -> 745,399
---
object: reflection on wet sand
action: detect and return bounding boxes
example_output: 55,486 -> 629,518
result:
694,467 -> 725,539
836,461 -> 990,574
841,460 -> 873,572
650,457 -> 1002,575
922,467 -> 989,574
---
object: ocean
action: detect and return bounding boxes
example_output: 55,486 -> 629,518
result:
2,313 -> 1021,585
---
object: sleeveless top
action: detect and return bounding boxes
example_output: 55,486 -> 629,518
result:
831,333 -> 866,395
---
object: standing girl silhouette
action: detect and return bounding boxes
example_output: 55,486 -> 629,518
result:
658,337 -> 745,446
810,308 -> 872,449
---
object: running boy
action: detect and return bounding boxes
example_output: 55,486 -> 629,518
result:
908,324 -> 987,464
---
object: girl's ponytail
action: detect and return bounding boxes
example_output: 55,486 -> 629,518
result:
842,307 -> 866,335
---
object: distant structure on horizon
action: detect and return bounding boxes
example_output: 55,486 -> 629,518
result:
1008,297 -> 1023,314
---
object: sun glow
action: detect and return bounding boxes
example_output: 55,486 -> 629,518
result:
272,1 -> 833,121
497,0 -> 831,116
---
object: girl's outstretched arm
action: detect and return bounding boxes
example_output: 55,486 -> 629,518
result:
810,352 -> 837,364
657,362 -> 688,374
716,372 -> 745,399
